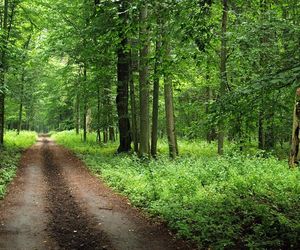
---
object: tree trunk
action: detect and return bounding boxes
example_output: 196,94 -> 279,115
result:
83,65 -> 87,142
109,127 -> 115,142
0,0 -> 9,146
151,31 -> 162,157
139,4 -> 150,157
75,74 -> 80,135
289,88 -> 300,168
218,0 -> 228,155
163,40 -> 178,158
116,0 -> 131,153
96,83 -> 101,143
129,49 -> 139,153
103,129 -> 108,143
258,107 -> 265,149
17,36 -> 31,135
164,73 -> 178,159
17,72 -> 25,135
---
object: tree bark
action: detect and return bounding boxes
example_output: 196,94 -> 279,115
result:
163,41 -> 178,158
116,0 -> 131,153
289,88 -> 300,168
109,127 -> 115,141
164,73 -> 178,159
83,65 -> 87,142
218,0 -> 228,155
96,83 -> 101,143
0,0 -> 9,146
129,50 -> 139,152
139,3 -> 150,157
75,72 -> 80,135
151,27 -> 162,157
17,72 -> 25,135
17,35 -> 31,135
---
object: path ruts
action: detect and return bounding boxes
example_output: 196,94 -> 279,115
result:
42,139 -> 111,249
0,137 -> 195,250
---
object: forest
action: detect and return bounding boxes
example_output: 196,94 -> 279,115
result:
0,0 -> 300,249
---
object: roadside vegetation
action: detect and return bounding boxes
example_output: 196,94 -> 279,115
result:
53,131 -> 300,249
0,131 -> 37,198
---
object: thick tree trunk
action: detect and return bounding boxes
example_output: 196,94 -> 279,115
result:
151,36 -> 162,157
116,0 -> 131,153
139,4 -> 150,157
218,0 -> 228,155
289,88 -> 300,168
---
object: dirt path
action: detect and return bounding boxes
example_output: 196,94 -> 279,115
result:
0,137 -> 194,250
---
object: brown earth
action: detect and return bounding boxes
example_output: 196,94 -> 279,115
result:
0,137 -> 196,250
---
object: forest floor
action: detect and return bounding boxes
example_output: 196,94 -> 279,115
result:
0,136 -> 194,250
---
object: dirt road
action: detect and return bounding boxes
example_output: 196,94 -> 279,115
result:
0,137 -> 193,250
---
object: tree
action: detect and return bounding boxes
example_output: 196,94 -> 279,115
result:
116,0 -> 131,152
217,0 -> 228,155
289,88 -> 300,168
138,2 -> 150,156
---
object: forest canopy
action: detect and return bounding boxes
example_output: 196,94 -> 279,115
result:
0,0 -> 300,157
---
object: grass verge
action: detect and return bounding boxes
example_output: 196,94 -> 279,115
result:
0,131 -> 37,198
53,130 -> 300,249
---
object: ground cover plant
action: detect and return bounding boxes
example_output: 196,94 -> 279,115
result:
0,131 -> 37,198
53,131 -> 300,249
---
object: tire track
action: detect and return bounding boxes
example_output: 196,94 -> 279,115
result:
42,139 -> 112,250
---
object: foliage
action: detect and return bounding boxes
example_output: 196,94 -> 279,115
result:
53,131 -> 300,249
0,131 -> 37,198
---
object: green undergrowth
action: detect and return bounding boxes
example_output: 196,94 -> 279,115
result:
0,131 -> 37,198
53,130 -> 300,249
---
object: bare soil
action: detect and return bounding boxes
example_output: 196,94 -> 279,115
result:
0,137 -> 195,250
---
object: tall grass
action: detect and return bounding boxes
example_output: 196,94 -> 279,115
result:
0,131 -> 37,198
53,130 -> 300,249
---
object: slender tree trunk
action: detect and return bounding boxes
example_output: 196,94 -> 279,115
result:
75,73 -> 80,135
139,4 -> 150,157
129,50 -> 139,153
218,0 -> 228,155
96,83 -> 101,143
258,107 -> 265,149
17,72 -> 25,135
151,35 -> 162,157
116,0 -> 131,153
83,65 -> 87,143
0,0 -> 9,146
258,0 -> 268,150
164,73 -> 177,159
109,127 -> 115,141
163,41 -> 178,158
17,35 -> 31,136
289,88 -> 300,168
103,129 -> 108,143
